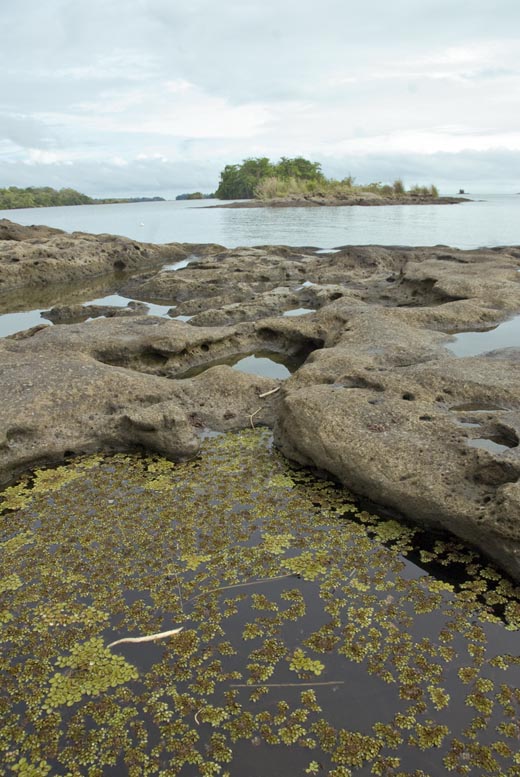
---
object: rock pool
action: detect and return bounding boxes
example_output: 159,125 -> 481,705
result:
1,430 -> 520,776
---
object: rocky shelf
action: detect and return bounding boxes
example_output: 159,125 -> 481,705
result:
208,194 -> 469,208
2,218 -> 520,580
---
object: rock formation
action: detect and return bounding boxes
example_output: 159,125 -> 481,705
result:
2,222 -> 520,578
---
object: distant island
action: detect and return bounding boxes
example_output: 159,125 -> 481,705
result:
0,187 -> 165,210
211,157 -> 467,207
175,192 -> 215,201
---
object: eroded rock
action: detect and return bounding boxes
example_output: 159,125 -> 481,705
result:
2,226 -> 520,578
0,219 -> 224,294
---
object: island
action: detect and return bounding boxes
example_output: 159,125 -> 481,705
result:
210,156 -> 468,207
175,192 -> 215,200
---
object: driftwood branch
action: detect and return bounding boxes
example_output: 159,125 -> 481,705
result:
248,408 -> 262,428
258,387 -> 280,398
107,627 -> 183,648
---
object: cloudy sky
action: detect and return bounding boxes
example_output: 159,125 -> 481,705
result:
1,0 -> 519,196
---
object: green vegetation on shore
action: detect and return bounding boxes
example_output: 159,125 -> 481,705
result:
215,157 -> 439,200
0,186 -> 165,210
175,191 -> 215,200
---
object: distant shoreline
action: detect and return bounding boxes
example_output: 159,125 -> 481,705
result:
0,198 -> 167,211
0,186 -> 166,211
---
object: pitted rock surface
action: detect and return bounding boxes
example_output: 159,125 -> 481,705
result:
2,224 -> 520,578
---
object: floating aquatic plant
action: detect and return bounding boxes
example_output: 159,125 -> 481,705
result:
1,429 -> 520,775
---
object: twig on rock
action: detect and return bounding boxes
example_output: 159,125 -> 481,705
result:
258,387 -> 280,398
249,408 -> 262,428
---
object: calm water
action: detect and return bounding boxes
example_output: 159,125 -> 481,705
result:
1,193 -> 520,249
177,351 -> 299,380
447,314 -> 520,356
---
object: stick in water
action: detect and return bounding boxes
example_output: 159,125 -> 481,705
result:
107,627 -> 183,648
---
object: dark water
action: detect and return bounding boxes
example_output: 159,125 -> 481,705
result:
1,431 -> 520,776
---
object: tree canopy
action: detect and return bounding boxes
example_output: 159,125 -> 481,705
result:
215,157 -> 324,199
0,187 -> 167,210
0,186 -> 93,210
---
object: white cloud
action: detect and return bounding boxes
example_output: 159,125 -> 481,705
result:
0,0 -> 519,195
329,130 -> 520,156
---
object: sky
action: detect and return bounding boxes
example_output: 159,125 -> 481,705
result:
1,0 -> 519,197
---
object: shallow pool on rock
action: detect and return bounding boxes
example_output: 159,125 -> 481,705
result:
1,430 -> 520,776
283,308 -> 316,317
446,314 -> 520,357
178,351 -> 300,380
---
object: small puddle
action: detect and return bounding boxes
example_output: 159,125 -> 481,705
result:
282,308 -> 316,317
85,294 -> 172,317
0,310 -> 51,338
315,248 -> 341,254
177,350 -> 300,380
162,255 -> 198,271
446,313 -> 520,356
467,437 -> 512,454
294,280 -> 315,291
172,314 -> 193,322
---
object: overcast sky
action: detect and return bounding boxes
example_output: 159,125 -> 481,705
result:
1,0 -> 519,196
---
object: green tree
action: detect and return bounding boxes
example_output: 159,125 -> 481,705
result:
0,186 -> 94,210
215,156 -> 324,199
216,157 -> 274,199
274,156 -> 324,182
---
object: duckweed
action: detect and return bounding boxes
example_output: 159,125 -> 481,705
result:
0,429 -> 520,775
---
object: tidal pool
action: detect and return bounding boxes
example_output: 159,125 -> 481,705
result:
466,437 -> 514,455
283,308 -> 316,317
446,314 -> 520,357
177,351 -> 299,380
1,430 -> 520,776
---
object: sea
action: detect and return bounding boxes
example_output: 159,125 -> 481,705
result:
1,192 -> 519,250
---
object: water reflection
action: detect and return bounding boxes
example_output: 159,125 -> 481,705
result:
467,437 -> 512,454
177,350 -> 300,380
446,314 -> 520,356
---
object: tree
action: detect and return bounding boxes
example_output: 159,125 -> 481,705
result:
274,157 -> 324,182
0,186 -> 94,210
216,157 -> 275,199
215,156 -> 324,199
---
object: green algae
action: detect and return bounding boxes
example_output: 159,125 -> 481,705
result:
0,429 -> 520,775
